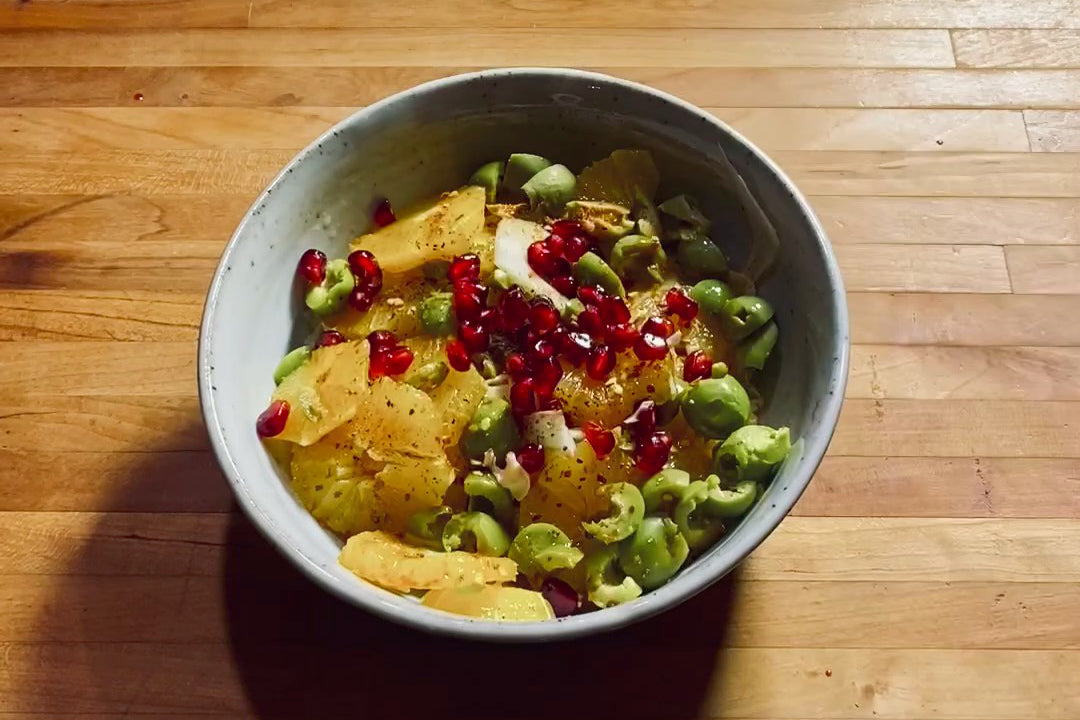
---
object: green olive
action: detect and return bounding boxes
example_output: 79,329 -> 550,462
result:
691,279 -> 733,318
676,235 -> 728,282
501,153 -> 552,199
582,482 -> 645,544
701,477 -> 759,518
710,361 -> 729,379
564,200 -> 635,240
490,268 -> 513,290
460,397 -> 521,462
722,296 -> 775,340
659,194 -> 711,231
403,360 -> 449,393
610,234 -> 667,284
419,292 -> 455,336
522,164 -> 577,211
584,545 -> 642,608
680,375 -> 750,439
273,346 -> 310,385
561,298 -> 585,322
442,511 -> 511,556
508,522 -> 584,578
404,505 -> 454,550
738,321 -> 779,371
474,353 -> 499,380
617,516 -> 689,590
573,251 -> 626,297
463,470 -> 514,525
470,160 -> 504,203
641,468 -> 692,515
673,477 -> 727,551
712,425 -> 791,483
305,258 -> 355,316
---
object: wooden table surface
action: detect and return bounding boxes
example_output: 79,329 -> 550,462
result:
3,1 -> 1080,717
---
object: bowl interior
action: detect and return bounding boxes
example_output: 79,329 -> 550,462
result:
200,70 -> 848,640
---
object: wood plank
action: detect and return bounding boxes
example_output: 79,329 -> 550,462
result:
771,151 -> 1080,198
832,399 -> 1080,458
1025,110 -> 1080,151
2,642 -> 1078,717
1,107 -> 1031,153
832,245 -> 1011,293
0,290 -> 201,341
5,149 -> 1079,197
0,342 -> 194,395
1006,246 -> 1080,293
0,396 -> 205,452
0,194 -> 249,244
0,0 -> 248,28
955,29 -> 1080,68
7,574 -> 1080,650
0,29 -> 956,68
849,293 -> 1080,347
813,196 -> 1080,245
0,450 -> 232,512
799,457 -> 1080,518
6,513 -> 1080,582
715,108 -> 1029,152
5,67 -> 1080,109
250,0 -> 1080,30
847,345 -> 1080,401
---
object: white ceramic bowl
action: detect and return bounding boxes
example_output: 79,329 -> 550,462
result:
199,68 -> 848,641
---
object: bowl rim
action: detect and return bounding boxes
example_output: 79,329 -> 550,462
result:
198,67 -> 850,642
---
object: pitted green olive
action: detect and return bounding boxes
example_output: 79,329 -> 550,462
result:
508,523 -> 584,578
712,425 -> 791,483
404,360 -> 449,392
690,279 -> 733,318
573,251 -> 626,297
564,200 -> 635,240
442,511 -> 511,557
470,160 -> 504,203
463,470 -> 514,525
273,346 -> 310,385
738,321 -> 779,371
522,164 -> 576,211
305,258 -> 355,316
680,375 -> 750,439
617,516 -> 689,590
673,478 -> 728,551
460,397 -> 520,462
585,545 -> 643,608
419,292 -> 455,336
582,482 -> 645,544
404,505 -> 454,550
722,296 -> 775,340
701,476 -> 760,518
641,468 -> 692,515
676,236 -> 727,282
502,153 -> 552,199
610,234 -> 667,284
659,194 -> 711,231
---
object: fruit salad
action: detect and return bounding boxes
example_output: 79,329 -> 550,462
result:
256,149 -> 791,621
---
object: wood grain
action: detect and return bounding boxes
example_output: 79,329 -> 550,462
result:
0,290 -> 201,341
0,29 -> 957,68
832,245 -> 1011,292
954,29 -> 1080,68
1005,246 -> 1080,293
0,0 -> 248,28
1025,110 -> 1080,151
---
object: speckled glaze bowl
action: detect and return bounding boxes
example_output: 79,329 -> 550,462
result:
198,68 -> 849,642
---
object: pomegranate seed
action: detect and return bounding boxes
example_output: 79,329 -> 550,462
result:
314,329 -> 346,348
630,400 -> 657,439
582,421 -> 616,459
528,337 -> 555,364
453,289 -> 485,321
373,198 -> 395,227
297,249 -> 327,286
366,330 -> 398,354
550,219 -> 585,240
527,241 -> 556,276
529,298 -> 560,336
641,315 -> 675,339
606,322 -> 640,352
448,253 -> 481,283
585,344 -> 616,380
635,431 -> 673,475
664,287 -> 699,323
498,286 -> 531,333
510,378 -> 537,415
577,285 -> 605,308
550,274 -> 578,297
348,286 -> 375,312
559,330 -> 593,366
381,345 -> 414,376
599,295 -> 631,325
478,307 -> 497,331
459,320 -> 489,353
545,234 -> 566,258
535,356 -> 564,395
347,250 -> 383,293
517,444 -> 546,474
506,352 -> 528,379
578,307 -> 605,337
255,400 -> 290,438
563,235 -> 591,262
446,340 -> 471,371
683,350 -> 714,382
634,332 -> 668,361
540,577 -> 580,618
